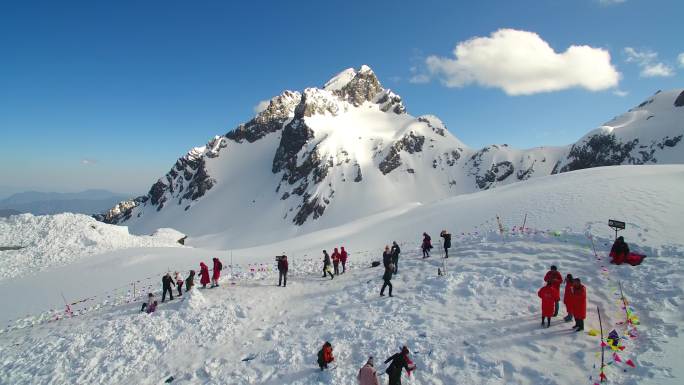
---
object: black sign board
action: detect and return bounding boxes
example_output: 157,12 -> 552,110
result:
608,219 -> 625,230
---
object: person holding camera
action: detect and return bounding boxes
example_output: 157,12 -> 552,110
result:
277,254 -> 288,287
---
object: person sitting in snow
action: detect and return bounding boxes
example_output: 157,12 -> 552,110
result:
440,230 -> 451,258
568,278 -> 587,332
384,346 -> 415,385
185,270 -> 195,292
146,300 -> 158,314
211,257 -> 223,288
538,280 -> 560,328
390,241 -> 400,274
421,232 -> 432,258
140,292 -> 155,312
332,248 -> 341,275
340,246 -> 348,274
199,262 -> 210,288
174,271 -> 184,297
161,272 -> 174,302
609,236 -> 630,265
277,254 -> 288,287
322,250 -> 334,279
563,273 -> 574,322
317,341 -> 335,370
358,356 -> 380,385
543,265 -> 563,316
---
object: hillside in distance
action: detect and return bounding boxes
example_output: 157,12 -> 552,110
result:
97,66 -> 684,248
1,189 -> 130,216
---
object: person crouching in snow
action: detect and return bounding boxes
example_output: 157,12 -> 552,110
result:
211,257 -> 223,288
317,341 -> 334,370
384,346 -> 415,385
322,250 -> 334,280
185,270 -> 195,292
277,254 -> 288,287
544,265 -> 563,316
340,246 -> 348,273
174,271 -> 184,297
332,247 -> 341,275
563,273 -> 574,322
358,356 -> 379,385
161,272 -> 174,302
199,262 -> 210,288
609,236 -> 630,265
140,293 -> 155,312
569,278 -> 587,332
538,280 -> 560,328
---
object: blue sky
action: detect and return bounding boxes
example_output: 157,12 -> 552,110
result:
1,0 -> 682,196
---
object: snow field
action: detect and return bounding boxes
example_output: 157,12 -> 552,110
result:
1,228 -> 680,385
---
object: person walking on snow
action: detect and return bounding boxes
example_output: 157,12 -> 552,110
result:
358,356 -> 380,385
538,280 -> 560,328
322,250 -> 334,280
609,236 -> 630,265
390,241 -> 400,274
563,273 -> 574,322
544,265 -> 563,316
185,270 -> 195,292
421,232 -> 432,258
384,346 -> 415,385
174,271 -> 184,297
211,257 -> 223,288
140,292 -> 155,312
317,341 -> 335,370
277,254 -> 288,287
161,272 -> 175,302
382,245 -> 393,269
569,278 -> 587,332
440,230 -> 451,258
199,262 -> 210,288
340,246 -> 348,274
380,251 -> 394,297
332,247 -> 341,275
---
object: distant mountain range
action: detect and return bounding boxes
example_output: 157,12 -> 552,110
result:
0,189 -> 130,216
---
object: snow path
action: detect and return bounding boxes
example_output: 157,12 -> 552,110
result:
1,232 -> 681,384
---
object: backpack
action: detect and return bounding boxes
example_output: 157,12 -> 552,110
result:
317,349 -> 324,365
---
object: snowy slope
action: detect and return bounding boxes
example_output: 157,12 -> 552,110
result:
0,213 -> 185,281
96,66 -> 684,251
1,165 -> 683,385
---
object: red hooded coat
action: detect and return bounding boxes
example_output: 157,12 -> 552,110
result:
544,270 -> 563,290
563,280 -> 573,313
199,262 -> 210,285
569,284 -> 587,320
212,258 -> 222,280
340,248 -> 348,263
538,285 -> 560,317
331,249 -> 340,263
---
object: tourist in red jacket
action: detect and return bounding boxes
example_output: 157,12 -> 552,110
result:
538,281 -> 560,328
569,278 -> 587,331
211,257 -> 223,288
609,236 -> 629,265
317,341 -> 334,370
544,265 -> 563,316
562,274 -> 574,322
199,262 -> 210,288
340,246 -> 348,274
332,248 -> 341,275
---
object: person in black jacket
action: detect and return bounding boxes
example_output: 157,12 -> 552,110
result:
440,230 -> 452,258
610,236 -> 630,264
185,270 -> 195,293
322,250 -> 334,280
382,245 -> 392,269
277,254 -> 288,287
380,260 -> 393,297
161,272 -> 174,302
384,346 -> 414,385
390,241 -> 400,274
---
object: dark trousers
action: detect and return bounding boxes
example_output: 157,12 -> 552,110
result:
541,315 -> 550,327
444,247 -> 449,258
381,279 -> 393,296
388,372 -> 402,385
333,261 -> 339,275
422,248 -> 429,258
279,270 -> 287,286
553,301 -> 559,317
342,260 -> 346,273
323,266 -> 333,279
162,286 -> 173,302
140,303 -> 147,312
177,283 -> 183,296
392,256 -> 399,273
574,318 -> 584,330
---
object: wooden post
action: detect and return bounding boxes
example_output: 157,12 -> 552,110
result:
597,305 -> 606,382
522,213 -> 527,231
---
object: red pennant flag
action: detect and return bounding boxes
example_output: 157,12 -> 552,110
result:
613,353 -> 622,362
626,359 -> 636,368
600,372 -> 607,381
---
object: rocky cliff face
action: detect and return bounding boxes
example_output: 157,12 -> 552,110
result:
97,68 -> 684,235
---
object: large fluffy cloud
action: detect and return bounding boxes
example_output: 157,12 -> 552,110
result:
624,47 -> 674,77
677,52 -> 684,68
420,29 -> 620,95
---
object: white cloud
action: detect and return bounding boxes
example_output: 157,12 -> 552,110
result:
253,100 -> 270,114
81,159 -> 97,165
421,29 -> 620,95
613,89 -> 629,97
599,0 -> 626,5
409,73 -> 430,84
677,53 -> 684,68
624,47 -> 675,77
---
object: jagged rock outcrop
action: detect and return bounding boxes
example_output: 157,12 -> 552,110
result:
378,132 -> 426,175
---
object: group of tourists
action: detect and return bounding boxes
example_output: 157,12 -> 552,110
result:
420,230 -> 451,259
538,265 -> 587,331
322,247 -> 349,279
140,257 -> 223,313
318,342 -> 416,385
